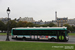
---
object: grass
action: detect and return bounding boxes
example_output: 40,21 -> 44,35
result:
0,33 -> 11,36
0,33 -> 7,35
68,33 -> 75,36
0,41 -> 75,50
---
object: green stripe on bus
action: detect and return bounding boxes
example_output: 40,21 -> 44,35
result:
59,36 -> 64,40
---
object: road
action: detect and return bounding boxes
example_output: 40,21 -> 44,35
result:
0,36 -> 75,44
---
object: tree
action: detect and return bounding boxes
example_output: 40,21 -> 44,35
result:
64,24 -> 74,32
40,24 -> 48,27
48,22 -> 57,27
34,24 -> 41,27
26,22 -> 34,27
0,20 -> 5,32
16,21 -> 23,27
10,20 -> 17,30
71,25 -> 75,32
22,21 -> 28,27
6,20 -> 17,31
16,21 -> 29,27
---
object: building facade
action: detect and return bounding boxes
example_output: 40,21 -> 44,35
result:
19,17 -> 35,22
57,18 -> 68,27
0,17 -> 11,24
52,20 -> 57,25
32,21 -> 52,25
68,18 -> 75,26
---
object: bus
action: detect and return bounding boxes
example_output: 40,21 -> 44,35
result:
11,27 -> 69,42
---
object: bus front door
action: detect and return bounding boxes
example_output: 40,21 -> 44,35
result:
57,31 -> 66,42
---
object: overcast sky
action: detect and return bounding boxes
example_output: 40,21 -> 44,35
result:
0,0 -> 75,21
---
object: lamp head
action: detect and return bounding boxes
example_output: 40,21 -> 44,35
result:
7,7 -> 10,14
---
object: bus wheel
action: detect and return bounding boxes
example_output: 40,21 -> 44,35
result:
49,39 -> 52,41
23,37 -> 26,41
12,38 -> 14,39
37,38 -> 39,41
16,36 -> 17,39
56,39 -> 59,42
65,40 -> 68,42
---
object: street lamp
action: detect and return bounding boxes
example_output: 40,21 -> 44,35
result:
6,7 -> 10,41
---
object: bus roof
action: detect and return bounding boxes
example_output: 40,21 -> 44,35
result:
12,27 -> 67,30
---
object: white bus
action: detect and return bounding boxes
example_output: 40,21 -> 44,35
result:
11,27 -> 69,42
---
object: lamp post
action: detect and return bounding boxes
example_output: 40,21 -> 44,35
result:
6,7 -> 10,41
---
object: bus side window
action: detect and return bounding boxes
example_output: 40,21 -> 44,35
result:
16,30 -> 21,35
26,30 -> 30,35
51,31 -> 53,36
31,30 -> 37,35
38,30 -> 42,35
23,30 -> 26,35
30,30 -> 32,35
34,30 -> 37,35
23,30 -> 30,35
46,30 -> 48,35
49,31 -> 52,36
43,30 -> 45,35
31,30 -> 34,35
